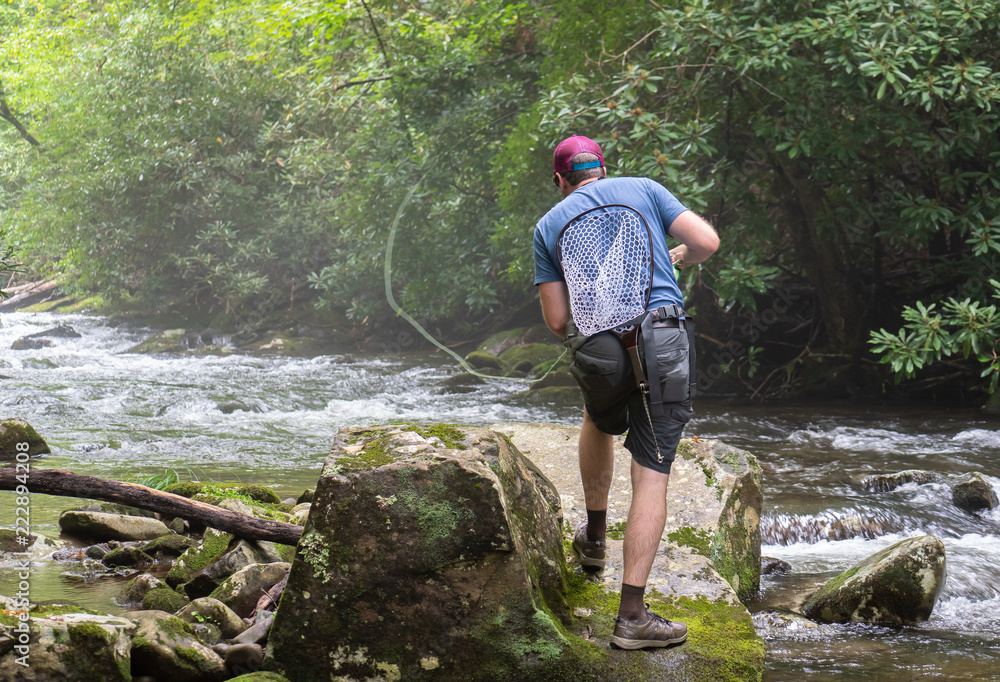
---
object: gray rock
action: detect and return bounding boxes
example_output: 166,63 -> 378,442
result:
949,472 -> 999,512
26,324 -> 82,339
295,488 -> 314,504
176,597 -> 248,639
140,532 -> 198,558
225,642 -> 264,676
861,469 -> 942,492
183,539 -> 285,598
118,573 -> 167,605
0,417 -> 51,458
166,527 -> 234,587
761,557 -> 792,575
192,621 -> 222,646
127,610 -> 226,682
209,562 -> 290,619
802,534 -> 947,626
11,337 -> 54,350
231,612 -> 274,645
0,611 -> 135,681
84,543 -> 111,560
59,510 -> 171,542
168,517 -> 188,534
102,544 -> 154,567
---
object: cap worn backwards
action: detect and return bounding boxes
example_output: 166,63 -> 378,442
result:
553,135 -> 604,174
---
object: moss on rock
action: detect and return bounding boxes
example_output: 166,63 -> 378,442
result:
0,418 -> 51,458
142,587 -> 190,613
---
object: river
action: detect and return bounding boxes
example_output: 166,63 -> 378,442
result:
2,311 -> 999,680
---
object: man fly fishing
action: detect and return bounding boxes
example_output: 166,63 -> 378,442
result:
533,135 -> 719,649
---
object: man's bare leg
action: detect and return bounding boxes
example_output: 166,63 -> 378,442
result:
579,408 -> 614,541
619,459 -> 669,620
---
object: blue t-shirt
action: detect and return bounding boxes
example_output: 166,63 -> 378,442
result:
533,177 -> 688,311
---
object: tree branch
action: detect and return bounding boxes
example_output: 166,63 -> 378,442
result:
0,467 -> 303,545
0,80 -> 41,147
332,75 -> 393,92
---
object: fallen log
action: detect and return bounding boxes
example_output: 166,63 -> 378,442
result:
0,467 -> 303,546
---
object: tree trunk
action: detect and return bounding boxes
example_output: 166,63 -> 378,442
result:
0,468 -> 302,545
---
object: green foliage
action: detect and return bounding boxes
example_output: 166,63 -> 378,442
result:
870,283 -> 1000,391
497,0 -> 1000,393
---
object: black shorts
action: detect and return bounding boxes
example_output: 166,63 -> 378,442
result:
566,325 -> 694,474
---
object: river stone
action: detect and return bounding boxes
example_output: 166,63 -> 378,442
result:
802,534 -> 947,626
26,324 -> 82,339
0,417 -> 51,458
128,610 -> 227,682
210,562 -> 290,619
265,424 -> 593,681
167,527 -> 234,587
141,532 -> 199,558
59,510 -> 171,542
226,642 -> 265,676
183,539 -> 285,598
0,611 -> 135,681
103,544 -> 154,567
11,336 -> 54,350
118,573 -> 167,604
761,557 -> 792,575
141,586 -> 190,612
861,469 -> 942,492
176,597 -> 248,639
949,472 -> 999,512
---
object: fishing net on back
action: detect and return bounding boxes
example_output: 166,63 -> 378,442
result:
557,204 -> 653,336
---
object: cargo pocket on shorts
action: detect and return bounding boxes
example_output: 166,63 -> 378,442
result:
650,326 -> 690,404
569,334 -> 625,412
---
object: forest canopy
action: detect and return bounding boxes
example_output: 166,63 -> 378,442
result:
1,0 -> 998,400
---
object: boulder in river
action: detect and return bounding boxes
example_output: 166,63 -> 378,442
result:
59,510 -> 171,542
949,471 -> 999,512
0,417 -> 51,458
861,469 -> 942,492
802,534 -> 947,626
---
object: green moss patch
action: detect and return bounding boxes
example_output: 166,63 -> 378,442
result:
667,527 -> 713,557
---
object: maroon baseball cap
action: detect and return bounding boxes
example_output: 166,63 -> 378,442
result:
553,135 -> 604,174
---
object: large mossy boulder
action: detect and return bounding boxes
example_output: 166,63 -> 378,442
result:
802,534 -> 947,626
0,418 -> 51,458
265,425 -> 584,681
59,510 -> 171,542
0,608 -> 135,681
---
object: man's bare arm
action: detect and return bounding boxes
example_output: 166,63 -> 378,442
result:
538,281 -> 571,338
668,210 -> 719,266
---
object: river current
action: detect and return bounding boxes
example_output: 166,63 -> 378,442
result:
2,311 -> 999,680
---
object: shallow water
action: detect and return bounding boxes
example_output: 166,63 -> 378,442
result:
2,311 -> 999,679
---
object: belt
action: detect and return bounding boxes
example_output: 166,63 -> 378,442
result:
652,318 -> 682,329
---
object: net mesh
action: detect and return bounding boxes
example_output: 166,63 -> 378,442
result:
558,205 -> 652,336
